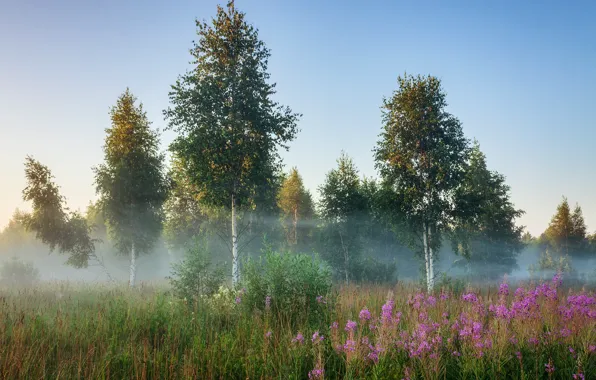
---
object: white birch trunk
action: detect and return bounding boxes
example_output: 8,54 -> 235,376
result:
231,195 -> 239,286
129,241 -> 137,288
423,222 -> 430,292
428,225 -> 435,291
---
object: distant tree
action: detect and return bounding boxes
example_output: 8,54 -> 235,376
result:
20,156 -> 95,268
0,209 -> 37,251
450,141 -> 525,280
277,167 -> 315,248
93,89 -> 170,287
164,2 -> 300,285
543,197 -> 587,256
317,152 -> 368,284
373,74 -> 469,291
163,155 -> 210,252
570,204 -> 588,253
0,257 -> 40,287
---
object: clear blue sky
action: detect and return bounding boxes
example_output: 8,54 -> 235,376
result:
1,0 -> 595,236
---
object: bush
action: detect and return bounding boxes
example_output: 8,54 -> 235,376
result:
241,247 -> 333,328
168,240 -> 225,303
0,257 -> 40,287
349,256 -> 397,284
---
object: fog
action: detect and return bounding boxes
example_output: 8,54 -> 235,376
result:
1,214 -> 595,287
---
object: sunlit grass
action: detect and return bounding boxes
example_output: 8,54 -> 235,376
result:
0,277 -> 595,379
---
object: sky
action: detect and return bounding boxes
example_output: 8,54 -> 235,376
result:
0,0 -> 595,237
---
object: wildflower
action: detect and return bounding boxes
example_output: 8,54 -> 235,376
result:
545,361 -> 555,374
343,339 -> 356,352
235,297 -> 241,304
292,332 -> 304,344
345,320 -> 357,332
381,299 -> 394,324
312,331 -> 324,344
588,345 -> 596,353
308,367 -> 324,379
359,307 -> 372,321
515,351 -> 522,360
330,321 -> 338,330
265,295 -> 271,310
367,350 -> 379,363
559,328 -> 571,337
316,295 -> 326,304
265,330 -> 272,338
462,292 -> 478,303
499,282 -> 509,296
452,351 -> 461,357
573,373 -> 585,380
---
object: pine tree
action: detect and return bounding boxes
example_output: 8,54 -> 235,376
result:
277,167 -> 315,247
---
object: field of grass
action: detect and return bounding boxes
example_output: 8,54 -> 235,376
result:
0,276 -> 595,379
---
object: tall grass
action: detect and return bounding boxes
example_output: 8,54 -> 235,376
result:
0,277 -> 595,379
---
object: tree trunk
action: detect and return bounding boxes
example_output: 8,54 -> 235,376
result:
231,195 -> 239,286
339,229 -> 349,286
293,207 -> 298,245
129,241 -> 137,288
428,225 -> 435,291
423,222 -> 430,292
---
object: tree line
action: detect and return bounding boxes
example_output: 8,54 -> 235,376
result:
3,2 -> 595,289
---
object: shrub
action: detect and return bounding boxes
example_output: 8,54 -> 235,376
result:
168,240 -> 225,303
0,257 -> 40,286
241,247 -> 333,327
349,256 -> 397,284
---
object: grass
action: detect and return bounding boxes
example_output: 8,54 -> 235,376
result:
0,277 -> 595,379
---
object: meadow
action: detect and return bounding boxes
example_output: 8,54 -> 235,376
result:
0,274 -> 595,380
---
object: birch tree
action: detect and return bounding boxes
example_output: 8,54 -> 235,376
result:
164,1 -> 299,285
373,74 -> 469,292
93,89 -> 170,287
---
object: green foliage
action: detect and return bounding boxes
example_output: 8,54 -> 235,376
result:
168,240 -> 226,302
317,152 -> 368,284
373,73 -> 470,276
164,1 -> 300,208
543,197 -> 589,257
528,249 -> 574,276
20,156 -> 96,268
277,167 -> 315,248
162,155 -> 210,251
348,256 -> 397,284
450,141 -> 525,280
93,89 -> 170,256
241,248 -> 332,327
0,257 -> 40,286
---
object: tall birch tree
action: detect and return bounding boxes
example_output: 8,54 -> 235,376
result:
374,74 -> 469,292
164,1 -> 299,285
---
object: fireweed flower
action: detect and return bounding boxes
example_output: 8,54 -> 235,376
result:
265,330 -> 272,338
589,345 -> 596,353
345,320 -> 357,332
265,295 -> 271,310
235,297 -> 242,304
308,368 -> 324,379
545,361 -> 555,374
573,373 -> 585,380
316,295 -> 326,304
343,339 -> 356,352
499,282 -> 509,296
330,321 -> 338,330
462,293 -> 478,303
312,331 -> 324,344
292,333 -> 304,344
359,307 -> 372,321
